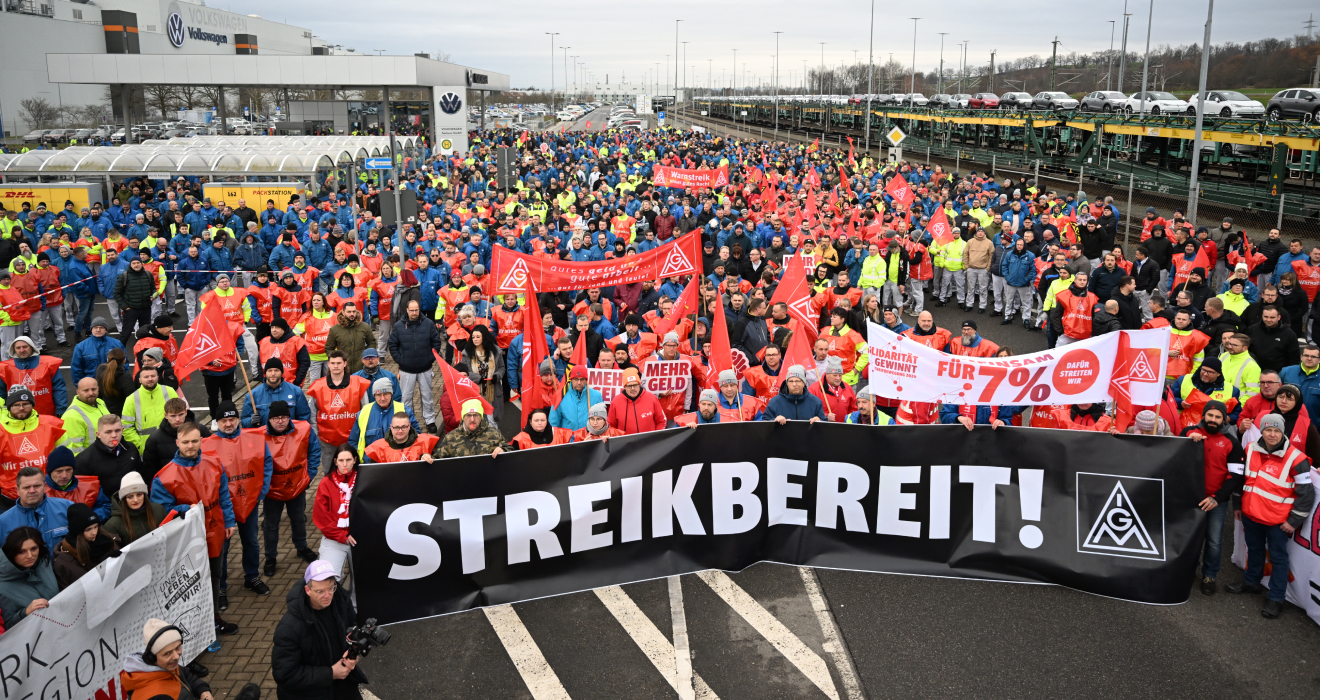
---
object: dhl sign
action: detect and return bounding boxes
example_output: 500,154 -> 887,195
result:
0,183 -> 102,213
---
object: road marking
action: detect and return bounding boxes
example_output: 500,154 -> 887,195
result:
593,585 -> 718,699
483,604 -> 573,700
696,570 -> 841,700
798,567 -> 866,700
668,576 -> 696,700
361,690 -> 383,700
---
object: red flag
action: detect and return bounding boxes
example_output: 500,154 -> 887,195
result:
173,301 -> 237,381
1110,331 -> 1162,432
769,260 -> 819,343
803,187 -> 818,224
806,137 -> 820,154
839,166 -> 852,196
927,207 -> 956,246
519,276 -> 552,411
653,276 -> 699,338
778,317 -> 816,389
432,350 -> 495,416
569,328 -> 589,369
806,167 -> 821,189
707,295 -> 734,379
847,137 -> 856,166
885,174 -> 915,208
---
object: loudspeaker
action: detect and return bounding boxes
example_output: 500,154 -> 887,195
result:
380,191 -> 418,224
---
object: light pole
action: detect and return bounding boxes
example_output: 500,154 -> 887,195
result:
1188,0 -> 1214,226
819,43 -> 826,94
1118,1 -> 1131,93
732,49 -> 737,95
960,40 -> 969,94
909,19 -> 920,107
561,46 -> 570,103
674,20 -> 682,101
708,59 -> 713,96
865,0 -> 876,151
1135,0 -> 1154,164
774,31 -> 782,138
1106,21 -> 1116,90
937,33 -> 948,95
682,41 -> 689,98
546,32 -> 559,113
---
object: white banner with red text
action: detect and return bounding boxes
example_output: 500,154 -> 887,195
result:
588,360 -> 691,405
865,323 -> 1170,406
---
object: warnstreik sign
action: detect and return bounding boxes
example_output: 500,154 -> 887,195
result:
0,508 -> 214,698
351,424 -> 1204,624
489,233 -> 701,294
866,323 -> 1170,406
652,165 -> 730,189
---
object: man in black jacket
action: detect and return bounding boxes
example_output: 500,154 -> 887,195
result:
272,561 -> 367,700
1252,228 -> 1288,289
1246,306 -> 1300,372
388,299 -> 446,433
1111,276 -> 1142,330
141,397 -> 212,484
739,298 -> 771,360
73,414 -> 143,499
114,256 -> 158,350
1143,225 -> 1176,290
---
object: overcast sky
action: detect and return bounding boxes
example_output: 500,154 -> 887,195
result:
222,0 -> 1313,91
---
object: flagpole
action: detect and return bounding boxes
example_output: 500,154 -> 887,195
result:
238,363 -> 259,420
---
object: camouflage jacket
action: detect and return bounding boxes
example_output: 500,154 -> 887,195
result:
438,420 -> 507,458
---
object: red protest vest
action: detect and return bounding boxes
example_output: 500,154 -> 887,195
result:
259,336 -> 307,384
35,265 -> 63,305
1242,441 -> 1308,526
371,278 -> 399,322
1049,406 -> 1113,432
298,312 -> 335,356
274,286 -> 311,323
1029,404 -> 1070,429
492,306 -> 524,349
1166,329 -> 1210,378
509,428 -> 573,450
327,287 -> 370,315
10,273 -> 41,313
946,337 -> 1001,358
262,421 -> 312,501
1253,410 -> 1313,457
156,458 -> 225,557
247,284 -> 274,323
201,288 -> 247,323
571,426 -> 626,441
0,415 -> 63,499
366,433 -> 442,462
717,399 -> 762,423
1292,259 -> 1320,303
1055,288 -> 1099,339
607,333 -> 659,365
306,375 -> 370,445
900,327 -> 952,350
0,285 -> 30,323
204,433 -> 266,523
0,356 -> 63,415
46,475 -> 102,508
132,334 -> 180,365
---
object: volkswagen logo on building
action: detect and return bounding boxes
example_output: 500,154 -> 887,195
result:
438,92 -> 463,115
166,8 -> 185,47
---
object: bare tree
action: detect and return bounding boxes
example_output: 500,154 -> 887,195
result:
144,85 -> 180,120
19,98 -> 60,130
433,48 -> 453,63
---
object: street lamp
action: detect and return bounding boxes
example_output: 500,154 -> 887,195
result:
682,41 -> 689,98
562,46 -> 571,103
1106,21 -> 1116,90
732,49 -> 737,95
819,42 -> 826,94
774,31 -> 782,138
865,0 -> 876,151
1189,0 -> 1214,225
908,19 -> 920,107
675,20 -> 682,101
937,33 -> 948,95
546,32 -> 559,113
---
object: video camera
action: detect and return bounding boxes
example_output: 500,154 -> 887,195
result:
344,618 -> 391,660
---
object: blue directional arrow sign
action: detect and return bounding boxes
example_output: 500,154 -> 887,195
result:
363,157 -> 392,170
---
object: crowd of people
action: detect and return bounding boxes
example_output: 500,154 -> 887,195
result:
0,119 -> 1311,697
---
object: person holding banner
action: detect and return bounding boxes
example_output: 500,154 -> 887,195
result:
608,368 -> 667,434
677,389 -> 724,426
365,411 -> 442,463
845,387 -> 894,425
1048,271 -> 1098,347
821,308 -> 868,387
761,366 -> 825,424
511,407 -> 574,449
573,403 -> 625,441
809,357 -> 857,422
1175,357 -> 1243,431
438,399 -> 507,458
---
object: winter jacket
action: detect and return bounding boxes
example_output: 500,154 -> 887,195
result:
201,244 -> 233,282
761,384 -> 828,422
175,253 -> 211,290
101,495 -> 168,546
53,534 -> 119,590
324,313 -> 376,374
114,266 -> 157,310
0,494 -> 73,556
63,257 -> 97,298
1091,309 -> 1124,336
1112,291 -> 1142,330
938,404 -> 1021,425
120,651 -> 212,700
551,385 -> 604,431
1247,321 -> 1301,373
999,247 -> 1037,287
0,549 -> 59,629
74,439 -> 144,503
97,256 -> 130,299
607,389 -> 668,434
141,413 -> 211,484
241,380 -> 312,428
1132,257 -> 1160,293
436,418 -> 507,458
387,316 -> 445,374
234,235 -> 267,271
70,334 -> 124,385
271,583 -> 367,700
1088,265 -> 1127,301
301,237 -> 334,272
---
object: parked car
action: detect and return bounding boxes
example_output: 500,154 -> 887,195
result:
21,130 -> 50,145
897,93 -> 929,107
969,93 -> 1001,109
1265,88 -> 1320,121
1185,90 -> 1265,118
948,94 -> 973,109
1079,91 -> 1129,112
929,94 -> 953,109
70,128 -> 95,142
1000,92 -> 1034,110
1122,91 -> 1189,115
1033,91 -> 1080,111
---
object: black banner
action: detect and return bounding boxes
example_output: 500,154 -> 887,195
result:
351,424 -> 1205,625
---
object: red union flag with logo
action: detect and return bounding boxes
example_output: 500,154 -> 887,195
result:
865,323 -> 1170,406
489,233 -> 702,294
174,300 -> 237,381
927,207 -> 956,246
651,165 -> 729,190
885,174 -> 915,208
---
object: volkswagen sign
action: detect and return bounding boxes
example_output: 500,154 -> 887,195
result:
438,92 -> 463,115
166,11 -> 185,47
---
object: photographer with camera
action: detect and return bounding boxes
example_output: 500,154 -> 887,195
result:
272,560 -> 370,699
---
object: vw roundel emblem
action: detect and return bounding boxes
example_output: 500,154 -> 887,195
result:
438,92 -> 463,115
166,12 -> 185,47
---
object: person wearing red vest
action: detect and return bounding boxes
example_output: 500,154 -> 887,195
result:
0,335 -> 66,416
258,318 -> 310,387
1049,403 -> 1114,432
1289,246 -> 1320,306
608,315 -> 661,366
1049,272 -> 1098,345
1170,241 -> 1209,291
257,400 -> 319,577
200,273 -> 260,378
206,402 -> 273,606
247,268 -> 276,341
1182,401 -> 1245,595
895,400 -> 939,424
492,296 -> 524,350
900,311 -> 953,351
0,270 -> 32,363
33,253 -> 66,347
675,389 -> 725,426
149,420 -> 240,636
273,271 -> 312,325
365,410 -> 442,463
945,320 -> 1000,358
573,402 -> 627,440
742,343 -> 787,400
808,356 -> 857,422
608,367 -> 668,434
1228,412 -> 1315,617
132,314 -> 179,368
306,351 -> 371,474
43,446 -> 109,520
369,262 -> 400,357
1236,370 -> 1281,435
0,385 -> 65,504
510,407 -> 575,450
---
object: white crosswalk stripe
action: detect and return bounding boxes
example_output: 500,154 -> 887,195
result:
593,584 -> 718,699
799,567 -> 865,700
483,604 -> 573,700
697,570 -> 841,700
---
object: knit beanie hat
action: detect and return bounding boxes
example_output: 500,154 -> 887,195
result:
142,619 -> 182,657
1134,410 -> 1158,433
46,446 -> 76,474
118,471 -> 149,500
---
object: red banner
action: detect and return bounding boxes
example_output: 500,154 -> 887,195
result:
928,207 -> 956,246
885,174 -> 915,208
489,233 -> 702,294
652,165 -> 730,189
174,302 -> 238,380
